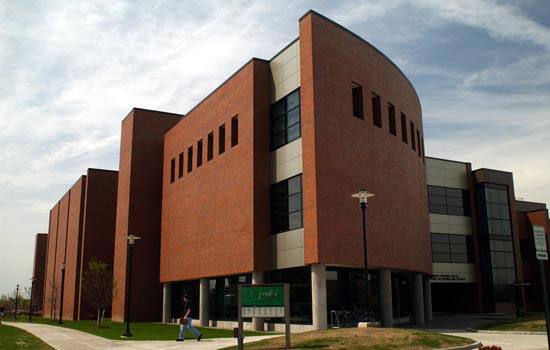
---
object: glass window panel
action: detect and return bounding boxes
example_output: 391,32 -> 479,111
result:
449,235 -> 466,244
446,188 -> 462,198
429,204 -> 447,215
271,100 -> 285,118
503,240 -> 513,252
492,204 -> 502,219
432,243 -> 450,253
495,252 -> 506,267
496,269 -> 507,284
498,190 -> 508,204
450,244 -> 467,254
428,195 -> 446,206
491,220 -> 503,235
289,194 -> 302,213
288,175 -> 302,195
431,234 -> 449,243
492,268 -> 498,283
287,107 -> 300,126
500,205 -> 510,220
501,222 -> 512,236
428,186 -> 446,196
289,211 -> 302,230
491,240 -> 503,251
272,116 -> 286,132
447,206 -> 464,216
451,254 -> 468,263
506,269 -> 516,284
287,90 -> 300,110
505,253 -> 515,268
271,132 -> 286,149
287,124 -> 300,143
446,197 -> 463,207
433,252 -> 450,263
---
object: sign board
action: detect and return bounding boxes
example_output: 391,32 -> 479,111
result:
241,286 -> 285,317
534,225 -> 548,261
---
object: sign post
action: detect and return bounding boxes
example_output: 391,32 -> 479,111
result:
533,225 -> 550,349
238,284 -> 290,350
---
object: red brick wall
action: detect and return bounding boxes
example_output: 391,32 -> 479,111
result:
78,169 -> 118,319
160,59 -> 271,283
43,204 -> 59,318
524,210 -> 550,311
112,109 -> 181,322
32,233 -> 48,311
300,12 -> 431,273
54,191 -> 70,319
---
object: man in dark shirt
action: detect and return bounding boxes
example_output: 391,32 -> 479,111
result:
176,294 -> 202,342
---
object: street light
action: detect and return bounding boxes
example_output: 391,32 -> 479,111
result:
122,234 -> 141,338
351,189 -> 375,319
29,277 -> 37,322
58,263 -> 66,324
14,284 -> 19,320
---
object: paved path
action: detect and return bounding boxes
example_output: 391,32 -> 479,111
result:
441,329 -> 548,350
4,322 -> 277,350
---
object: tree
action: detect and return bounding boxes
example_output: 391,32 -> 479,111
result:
45,281 -> 58,320
81,257 -> 116,327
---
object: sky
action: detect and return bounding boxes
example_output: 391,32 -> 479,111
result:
1,0 -> 549,296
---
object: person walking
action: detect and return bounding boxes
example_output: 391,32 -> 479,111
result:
176,294 -> 202,342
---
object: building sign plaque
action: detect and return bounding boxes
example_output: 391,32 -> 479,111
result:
534,225 -> 548,261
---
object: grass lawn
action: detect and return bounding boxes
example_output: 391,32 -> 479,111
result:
219,327 -> 474,350
12,316 -> 270,341
0,323 -> 54,350
479,313 -> 547,332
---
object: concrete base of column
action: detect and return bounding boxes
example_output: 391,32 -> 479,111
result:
252,271 -> 264,331
379,268 -> 393,327
423,276 -> 433,322
311,264 -> 327,330
162,282 -> 171,323
199,278 -> 209,327
413,273 -> 425,324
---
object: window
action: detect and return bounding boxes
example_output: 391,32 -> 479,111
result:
421,137 -> 425,161
231,116 -> 238,147
372,93 -> 381,128
432,233 -> 474,263
388,103 -> 396,135
170,158 -> 175,183
207,132 -> 214,161
401,113 -> 407,143
270,89 -> 301,151
219,124 -> 225,155
417,130 -> 421,157
187,146 -> 193,173
490,239 -> 516,285
197,140 -> 203,168
410,121 -> 416,150
428,185 -> 471,216
178,153 -> 184,178
271,174 -> 303,234
352,83 -> 363,119
475,183 -> 512,238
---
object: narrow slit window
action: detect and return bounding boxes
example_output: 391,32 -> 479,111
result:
187,146 -> 193,173
372,93 -> 382,128
197,139 -> 203,167
207,132 -> 214,161
231,116 -> 238,147
170,158 -> 175,183
410,121 -> 416,150
219,124 -> 225,155
421,137 -> 425,161
178,153 -> 184,178
417,130 -> 421,157
388,103 -> 396,135
401,113 -> 408,143
352,83 -> 364,119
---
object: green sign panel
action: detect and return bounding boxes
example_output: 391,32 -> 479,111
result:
241,286 -> 284,307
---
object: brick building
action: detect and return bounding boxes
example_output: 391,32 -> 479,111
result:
32,233 -> 48,312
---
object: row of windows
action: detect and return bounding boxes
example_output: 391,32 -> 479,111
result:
270,89 -> 300,151
352,83 -> 425,161
271,174 -> 303,234
170,116 -> 239,183
431,233 -> 475,263
490,239 -> 516,285
428,185 -> 471,216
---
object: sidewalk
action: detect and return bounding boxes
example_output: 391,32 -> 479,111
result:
4,321 -> 277,350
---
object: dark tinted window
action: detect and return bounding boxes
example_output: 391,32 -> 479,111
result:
178,153 -> 184,178
352,84 -> 363,119
271,174 -> 303,234
170,158 -> 175,183
372,93 -> 381,128
231,116 -> 238,147
401,113 -> 407,143
219,124 -> 225,155
270,89 -> 301,151
432,233 -> 474,263
388,103 -> 396,135
207,132 -> 214,161
428,185 -> 471,216
197,140 -> 203,168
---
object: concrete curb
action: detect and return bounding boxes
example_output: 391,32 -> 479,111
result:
466,327 -> 546,335
439,342 -> 482,350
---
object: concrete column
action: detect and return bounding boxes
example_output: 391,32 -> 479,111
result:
413,273 -> 425,324
423,276 -> 433,322
379,268 -> 393,327
252,271 -> 264,331
311,264 -> 327,330
199,278 -> 209,327
162,282 -> 172,323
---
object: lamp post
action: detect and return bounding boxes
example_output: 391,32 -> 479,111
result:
14,284 -> 19,320
351,189 -> 375,318
122,234 -> 141,338
29,277 -> 37,322
58,263 -> 66,324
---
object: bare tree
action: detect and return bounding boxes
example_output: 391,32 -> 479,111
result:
81,257 -> 117,327
46,281 -> 58,320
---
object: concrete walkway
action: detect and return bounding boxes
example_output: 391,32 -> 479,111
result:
442,329 -> 548,350
4,321 -> 278,350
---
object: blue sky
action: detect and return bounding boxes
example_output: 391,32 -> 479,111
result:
1,0 -> 549,295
